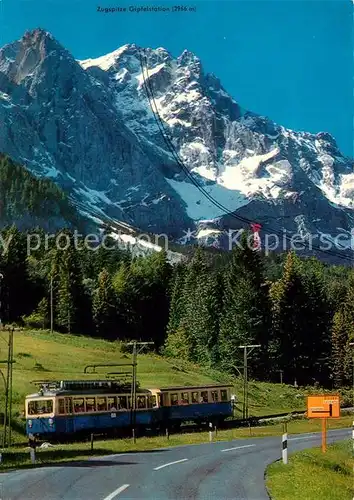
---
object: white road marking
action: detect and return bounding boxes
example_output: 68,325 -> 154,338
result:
102,484 -> 130,500
153,458 -> 188,470
289,435 -> 317,441
221,444 -> 256,452
90,453 -> 128,461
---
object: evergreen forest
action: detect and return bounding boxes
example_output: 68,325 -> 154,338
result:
0,225 -> 352,389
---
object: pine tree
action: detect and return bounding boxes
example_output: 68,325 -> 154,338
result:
56,267 -> 75,333
146,250 -> 172,349
91,239 -> 130,277
179,248 -> 222,365
206,270 -> 224,365
0,226 -> 31,322
166,264 -> 186,338
112,261 -> 139,339
270,251 -> 331,385
164,324 -> 191,360
37,297 -> 50,329
331,271 -> 354,387
270,252 -> 304,383
92,268 -> 117,337
54,233 -> 85,333
111,251 -> 172,345
219,233 -> 271,378
331,310 -> 350,387
302,262 -> 332,385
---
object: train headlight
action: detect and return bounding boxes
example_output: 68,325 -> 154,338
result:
48,418 -> 54,426
28,420 -> 32,428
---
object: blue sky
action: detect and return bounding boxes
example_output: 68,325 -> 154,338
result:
1,0 -> 352,157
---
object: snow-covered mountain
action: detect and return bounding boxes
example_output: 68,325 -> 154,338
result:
0,29 -> 353,262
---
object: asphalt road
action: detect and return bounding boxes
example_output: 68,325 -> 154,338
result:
0,428 -> 349,500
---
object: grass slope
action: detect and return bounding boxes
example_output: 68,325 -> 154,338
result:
6,329 -> 310,418
0,328 -> 352,470
266,440 -> 352,500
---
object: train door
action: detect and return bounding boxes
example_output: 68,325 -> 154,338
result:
65,397 -> 75,433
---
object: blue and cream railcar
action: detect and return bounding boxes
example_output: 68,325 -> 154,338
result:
25,380 -> 162,439
159,384 -> 233,426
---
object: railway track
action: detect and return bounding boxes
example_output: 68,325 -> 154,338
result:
11,407 -> 353,447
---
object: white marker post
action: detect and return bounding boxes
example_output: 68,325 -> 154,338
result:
28,433 -> 36,465
209,422 -> 213,442
282,425 -> 288,465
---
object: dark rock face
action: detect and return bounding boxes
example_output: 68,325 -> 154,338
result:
0,29 -> 192,235
0,29 -> 353,263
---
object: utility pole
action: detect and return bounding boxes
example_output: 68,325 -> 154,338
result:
130,342 -> 137,442
50,275 -> 53,333
0,275 -> 6,448
238,345 -> 261,419
0,366 -> 6,450
126,341 -> 154,442
2,327 -> 14,448
0,272 -> 3,330
2,329 -> 10,449
8,328 -> 13,446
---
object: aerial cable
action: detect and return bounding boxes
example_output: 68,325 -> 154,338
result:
139,47 -> 351,260
138,48 -> 353,262
138,49 -> 252,227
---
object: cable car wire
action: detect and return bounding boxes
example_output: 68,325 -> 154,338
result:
138,48 -> 353,263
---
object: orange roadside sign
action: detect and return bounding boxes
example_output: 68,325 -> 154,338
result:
307,394 -> 340,418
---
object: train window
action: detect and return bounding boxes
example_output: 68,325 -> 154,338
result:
148,395 -> 157,408
220,390 -> 228,401
181,392 -> 189,404
107,396 -> 117,410
191,392 -> 199,403
28,399 -> 53,415
46,400 -> 53,413
97,397 -> 107,411
211,390 -> 219,402
137,396 -> 146,409
170,393 -> 178,406
73,398 -> 85,413
65,397 -> 73,414
146,396 -> 154,408
200,391 -> 208,403
58,399 -> 65,414
119,396 -> 128,409
86,398 -> 96,412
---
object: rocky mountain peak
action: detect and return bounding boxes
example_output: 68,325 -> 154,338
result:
177,49 -> 201,67
0,28 -> 82,103
80,43 -> 143,73
315,132 -> 341,156
0,31 -> 353,263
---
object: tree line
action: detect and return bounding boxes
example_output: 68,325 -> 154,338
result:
0,226 -> 352,388
0,154 -> 86,230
